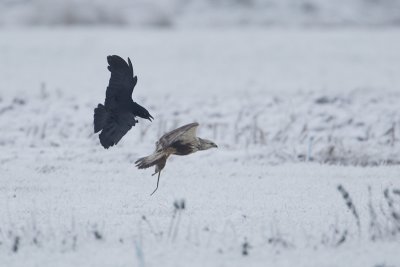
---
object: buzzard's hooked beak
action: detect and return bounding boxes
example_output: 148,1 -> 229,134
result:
213,143 -> 218,148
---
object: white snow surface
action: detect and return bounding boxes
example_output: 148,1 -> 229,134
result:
2,0 -> 400,28
0,28 -> 400,267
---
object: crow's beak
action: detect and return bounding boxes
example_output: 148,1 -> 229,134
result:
148,114 -> 154,121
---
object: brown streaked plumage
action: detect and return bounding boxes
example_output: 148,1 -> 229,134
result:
135,122 -> 217,195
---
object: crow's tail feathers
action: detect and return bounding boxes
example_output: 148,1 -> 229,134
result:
135,152 -> 165,170
94,104 -> 109,133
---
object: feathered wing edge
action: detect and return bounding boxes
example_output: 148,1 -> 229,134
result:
135,151 -> 165,169
127,57 -> 138,92
93,104 -> 109,133
106,55 -> 137,96
159,122 -> 199,148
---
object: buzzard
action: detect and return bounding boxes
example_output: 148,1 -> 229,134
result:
94,55 -> 153,149
135,122 -> 217,195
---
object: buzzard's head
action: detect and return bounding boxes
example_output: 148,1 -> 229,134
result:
198,138 -> 218,150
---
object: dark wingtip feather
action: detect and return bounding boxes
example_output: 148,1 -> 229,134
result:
94,104 -> 109,133
106,55 -> 118,66
107,55 -> 128,70
107,54 -> 122,61
128,57 -> 134,76
133,75 -> 138,87
99,133 -> 114,149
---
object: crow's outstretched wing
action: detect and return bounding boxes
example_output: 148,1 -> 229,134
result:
99,112 -> 137,149
157,122 -> 199,149
104,55 -> 137,110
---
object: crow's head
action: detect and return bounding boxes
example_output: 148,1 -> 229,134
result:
132,102 -> 154,121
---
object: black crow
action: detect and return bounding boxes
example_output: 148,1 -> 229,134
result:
94,55 -> 153,149
135,122 -> 217,195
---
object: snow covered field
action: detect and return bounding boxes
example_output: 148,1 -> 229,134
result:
1,28 -> 400,266
2,0 -> 400,27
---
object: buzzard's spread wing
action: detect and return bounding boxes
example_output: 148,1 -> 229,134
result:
99,112 -> 137,149
104,55 -> 137,110
157,122 -> 199,149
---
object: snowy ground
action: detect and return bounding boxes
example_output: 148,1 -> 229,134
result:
0,28 -> 400,267
2,0 -> 400,27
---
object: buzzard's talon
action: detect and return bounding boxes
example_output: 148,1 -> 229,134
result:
150,171 -> 161,196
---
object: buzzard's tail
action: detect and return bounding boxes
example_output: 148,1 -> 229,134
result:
94,104 -> 109,133
135,152 -> 165,169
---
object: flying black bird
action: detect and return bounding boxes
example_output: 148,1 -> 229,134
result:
135,122 -> 217,195
94,55 -> 153,149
